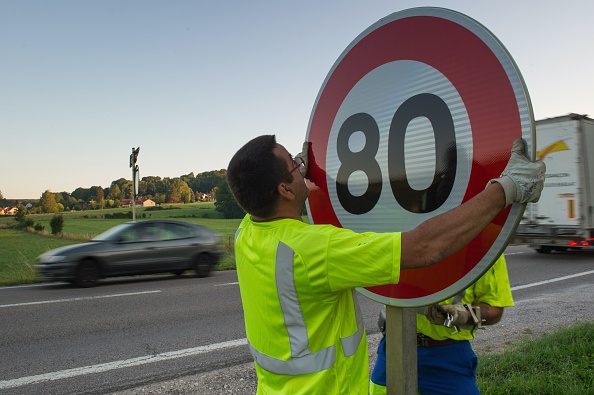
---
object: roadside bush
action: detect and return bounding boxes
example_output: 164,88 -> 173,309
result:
13,206 -> 32,229
14,208 -> 34,229
50,214 -> 64,235
104,211 -> 133,219
18,218 -> 35,229
214,179 -> 245,219
144,206 -> 164,211
34,223 -> 45,232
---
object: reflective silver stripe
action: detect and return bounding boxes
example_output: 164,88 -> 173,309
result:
248,242 -> 336,375
276,242 -> 311,358
247,241 -> 364,375
340,290 -> 365,357
249,340 -> 336,376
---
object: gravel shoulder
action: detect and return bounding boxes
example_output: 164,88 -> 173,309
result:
111,283 -> 593,395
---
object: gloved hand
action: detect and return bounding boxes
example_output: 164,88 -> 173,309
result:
487,138 -> 546,207
424,304 -> 469,327
294,141 -> 310,179
378,305 -> 386,334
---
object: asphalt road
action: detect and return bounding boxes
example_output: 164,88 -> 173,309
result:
1,244 -> 592,394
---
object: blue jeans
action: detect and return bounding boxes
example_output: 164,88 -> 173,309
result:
370,336 -> 480,395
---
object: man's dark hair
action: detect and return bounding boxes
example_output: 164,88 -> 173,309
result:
227,135 -> 290,218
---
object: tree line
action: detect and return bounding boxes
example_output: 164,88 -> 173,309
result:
1,170 -> 247,219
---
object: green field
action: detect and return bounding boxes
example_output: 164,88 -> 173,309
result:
477,321 -> 594,394
0,202 -> 242,286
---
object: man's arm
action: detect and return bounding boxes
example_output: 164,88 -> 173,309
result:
401,183 -> 505,269
424,302 -> 504,328
476,303 -> 503,325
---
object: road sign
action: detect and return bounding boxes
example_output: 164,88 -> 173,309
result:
305,7 -> 534,307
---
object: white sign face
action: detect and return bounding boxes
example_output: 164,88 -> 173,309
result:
305,7 -> 535,306
326,60 -> 473,232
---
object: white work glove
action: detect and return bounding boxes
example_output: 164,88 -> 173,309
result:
487,138 -> 546,207
424,304 -> 469,327
294,141 -> 310,178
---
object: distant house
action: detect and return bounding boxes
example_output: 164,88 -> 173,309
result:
4,206 -> 18,215
142,199 -> 156,207
196,193 -> 214,202
120,198 -> 143,208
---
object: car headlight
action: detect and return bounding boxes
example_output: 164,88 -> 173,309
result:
40,255 -> 67,263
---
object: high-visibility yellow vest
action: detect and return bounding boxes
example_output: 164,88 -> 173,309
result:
235,215 -> 401,394
416,254 -> 514,340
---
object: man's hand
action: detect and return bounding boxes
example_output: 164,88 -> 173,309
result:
294,141 -> 310,178
378,306 -> 386,334
424,304 -> 469,327
487,138 -> 546,207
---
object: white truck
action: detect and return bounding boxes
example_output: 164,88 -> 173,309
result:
512,113 -> 594,253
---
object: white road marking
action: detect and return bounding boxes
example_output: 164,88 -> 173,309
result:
511,269 -> 594,291
0,283 -> 54,290
2,269 -> 592,389
0,290 -> 162,308
0,339 -> 248,389
214,282 -> 239,286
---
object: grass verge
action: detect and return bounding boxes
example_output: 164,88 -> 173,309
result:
0,228 -> 80,286
0,203 -> 242,286
477,321 -> 594,394
0,225 -> 238,287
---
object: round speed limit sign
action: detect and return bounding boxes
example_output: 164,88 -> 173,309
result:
305,7 -> 534,307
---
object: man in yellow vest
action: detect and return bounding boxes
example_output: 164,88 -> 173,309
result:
370,254 -> 514,394
226,135 -> 544,395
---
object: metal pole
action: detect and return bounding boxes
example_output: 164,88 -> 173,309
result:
130,147 -> 140,222
386,306 -> 417,395
132,166 -> 136,222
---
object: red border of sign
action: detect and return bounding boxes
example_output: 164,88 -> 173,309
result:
307,14 -> 520,301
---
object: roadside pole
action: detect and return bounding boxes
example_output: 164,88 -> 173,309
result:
386,306 -> 417,394
132,184 -> 136,221
130,147 -> 140,222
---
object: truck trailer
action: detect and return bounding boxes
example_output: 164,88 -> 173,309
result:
512,113 -> 594,253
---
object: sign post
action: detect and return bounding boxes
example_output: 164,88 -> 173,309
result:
386,306 -> 417,394
130,147 -> 140,221
305,7 -> 534,394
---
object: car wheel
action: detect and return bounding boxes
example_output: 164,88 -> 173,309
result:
195,254 -> 212,278
75,259 -> 100,288
535,246 -> 552,254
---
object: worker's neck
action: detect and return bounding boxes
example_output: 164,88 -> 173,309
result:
252,207 -> 303,223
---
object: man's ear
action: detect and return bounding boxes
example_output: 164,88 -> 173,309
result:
277,182 -> 295,200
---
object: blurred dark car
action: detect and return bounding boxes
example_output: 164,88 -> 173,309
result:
36,220 -> 224,287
